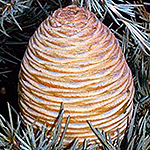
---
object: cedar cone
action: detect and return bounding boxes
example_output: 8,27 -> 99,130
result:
18,5 -> 135,145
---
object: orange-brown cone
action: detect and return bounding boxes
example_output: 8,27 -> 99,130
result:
18,5 -> 134,145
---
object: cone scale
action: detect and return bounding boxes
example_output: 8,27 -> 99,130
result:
18,5 -> 134,144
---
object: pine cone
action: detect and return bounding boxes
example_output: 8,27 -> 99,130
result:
18,5 -> 134,145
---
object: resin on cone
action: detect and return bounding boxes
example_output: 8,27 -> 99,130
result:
18,5 -> 134,144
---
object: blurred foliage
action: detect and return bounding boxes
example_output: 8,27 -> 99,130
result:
0,0 -> 150,149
